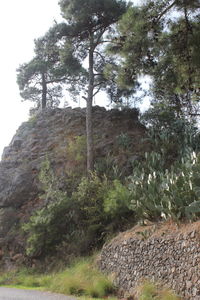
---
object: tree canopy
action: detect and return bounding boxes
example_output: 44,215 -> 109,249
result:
107,0 -> 200,115
17,31 -> 82,110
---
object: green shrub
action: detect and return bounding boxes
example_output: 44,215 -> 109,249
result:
23,158 -> 75,257
71,173 -> 110,252
129,151 -> 200,221
67,135 -> 87,162
24,166 -> 131,257
72,174 -> 135,248
22,194 -> 75,257
104,179 -> 132,217
24,148 -> 200,259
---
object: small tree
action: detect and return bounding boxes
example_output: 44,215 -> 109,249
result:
17,32 -> 81,110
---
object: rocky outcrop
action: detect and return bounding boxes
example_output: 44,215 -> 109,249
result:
99,222 -> 200,300
0,106 -> 146,264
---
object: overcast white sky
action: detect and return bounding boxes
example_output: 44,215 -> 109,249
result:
0,0 -> 63,157
0,0 -> 146,158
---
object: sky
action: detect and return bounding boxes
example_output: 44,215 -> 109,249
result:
0,0 -> 62,157
0,0 -> 147,158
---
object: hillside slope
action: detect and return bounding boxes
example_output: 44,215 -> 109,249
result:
0,106 -> 147,266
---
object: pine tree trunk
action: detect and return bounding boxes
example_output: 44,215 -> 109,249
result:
86,35 -> 94,173
42,73 -> 47,109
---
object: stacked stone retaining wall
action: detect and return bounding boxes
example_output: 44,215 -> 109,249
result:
99,223 -> 200,300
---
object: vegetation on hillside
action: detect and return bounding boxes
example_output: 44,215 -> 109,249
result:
12,0 -> 200,298
22,119 -> 200,259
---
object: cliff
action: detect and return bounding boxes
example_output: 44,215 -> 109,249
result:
0,106 -> 147,266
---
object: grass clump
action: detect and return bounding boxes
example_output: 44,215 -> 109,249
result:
49,258 -> 114,297
137,281 -> 180,300
0,268 -> 51,289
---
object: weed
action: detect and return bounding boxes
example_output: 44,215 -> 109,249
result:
137,281 -> 180,300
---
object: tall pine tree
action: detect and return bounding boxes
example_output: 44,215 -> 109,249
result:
57,0 -> 127,171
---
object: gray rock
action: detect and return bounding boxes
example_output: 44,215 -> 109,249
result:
0,106 -> 147,264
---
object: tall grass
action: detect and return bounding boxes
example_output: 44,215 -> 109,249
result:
0,258 -> 115,298
49,259 -> 114,297
137,281 -> 181,300
0,262 -> 181,299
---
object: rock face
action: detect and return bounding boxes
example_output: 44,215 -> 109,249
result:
99,222 -> 200,300
0,106 -> 146,264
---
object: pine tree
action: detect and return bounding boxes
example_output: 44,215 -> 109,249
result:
108,0 -> 200,115
17,31 -> 81,110
58,0 -> 127,171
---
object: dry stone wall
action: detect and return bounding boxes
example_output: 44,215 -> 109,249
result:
99,223 -> 200,300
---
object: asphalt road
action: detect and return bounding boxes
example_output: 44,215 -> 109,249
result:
0,287 -> 76,300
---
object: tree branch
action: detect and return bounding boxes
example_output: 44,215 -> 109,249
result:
94,50 -> 105,62
94,28 -> 107,47
156,0 -> 177,23
46,75 -> 81,84
94,81 -> 105,88
93,86 -> 102,97
96,40 -> 113,45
